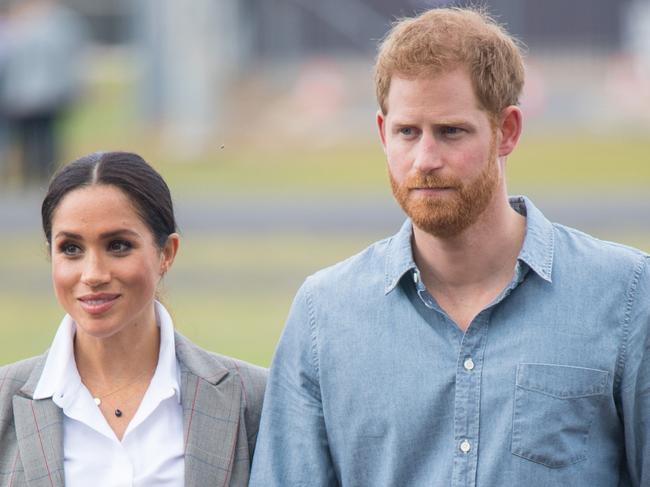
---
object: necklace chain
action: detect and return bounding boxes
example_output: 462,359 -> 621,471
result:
84,367 -> 154,408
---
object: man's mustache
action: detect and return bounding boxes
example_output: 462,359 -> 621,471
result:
403,173 -> 463,190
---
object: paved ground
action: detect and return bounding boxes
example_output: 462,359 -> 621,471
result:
1,189 -> 648,296
2,189 -> 649,235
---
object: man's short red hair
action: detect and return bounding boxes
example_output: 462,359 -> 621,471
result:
375,7 -> 525,119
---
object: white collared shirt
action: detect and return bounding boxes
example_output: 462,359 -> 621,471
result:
34,302 -> 185,487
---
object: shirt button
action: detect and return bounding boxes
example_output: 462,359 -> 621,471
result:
463,357 -> 475,371
460,439 -> 471,453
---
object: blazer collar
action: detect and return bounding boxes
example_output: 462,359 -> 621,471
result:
175,332 -> 243,487
14,354 -> 65,487
174,332 -> 230,385
19,353 -> 47,400
15,334 -> 242,487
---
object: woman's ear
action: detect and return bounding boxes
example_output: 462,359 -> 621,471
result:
160,233 -> 180,275
497,105 -> 523,157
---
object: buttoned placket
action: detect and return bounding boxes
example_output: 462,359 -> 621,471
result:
450,312 -> 489,487
412,268 -> 500,487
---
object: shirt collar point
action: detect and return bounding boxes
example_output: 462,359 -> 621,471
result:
511,196 -> 556,282
538,269 -> 553,283
384,281 -> 398,295
384,220 -> 416,295
32,391 -> 52,401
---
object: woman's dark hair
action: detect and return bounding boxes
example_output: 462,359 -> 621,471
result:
42,151 -> 177,248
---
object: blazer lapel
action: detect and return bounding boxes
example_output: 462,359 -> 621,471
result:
13,358 -> 65,487
175,333 -> 242,487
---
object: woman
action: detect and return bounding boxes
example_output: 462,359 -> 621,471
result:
0,151 -> 267,486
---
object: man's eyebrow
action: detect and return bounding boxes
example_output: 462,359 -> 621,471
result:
437,119 -> 471,126
391,117 -> 472,126
423,118 -> 474,127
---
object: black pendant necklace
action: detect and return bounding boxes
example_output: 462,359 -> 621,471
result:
86,366 -> 155,421
90,368 -> 151,409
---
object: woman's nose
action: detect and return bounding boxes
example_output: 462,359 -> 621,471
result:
80,252 -> 110,287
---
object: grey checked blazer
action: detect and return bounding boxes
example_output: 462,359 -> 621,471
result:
0,332 -> 267,486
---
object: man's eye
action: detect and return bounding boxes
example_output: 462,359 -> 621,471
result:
399,127 -> 414,136
441,126 -> 463,136
109,240 -> 132,253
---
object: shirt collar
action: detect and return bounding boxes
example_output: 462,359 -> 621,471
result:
33,301 -> 182,406
383,195 -> 555,295
150,301 -> 182,404
509,195 -> 554,282
384,219 -> 417,294
33,313 -> 81,403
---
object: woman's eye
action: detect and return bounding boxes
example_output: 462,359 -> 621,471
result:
108,240 -> 132,253
59,243 -> 81,256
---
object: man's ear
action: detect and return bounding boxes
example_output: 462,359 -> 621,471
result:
376,110 -> 388,151
497,106 -> 523,157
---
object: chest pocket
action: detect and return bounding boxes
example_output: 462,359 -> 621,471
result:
511,363 -> 609,468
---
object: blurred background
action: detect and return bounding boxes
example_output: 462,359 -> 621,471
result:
1,0 -> 649,366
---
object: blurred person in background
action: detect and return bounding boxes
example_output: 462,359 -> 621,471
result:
250,7 -> 650,487
0,0 -> 87,186
0,152 -> 266,486
0,4 -> 9,180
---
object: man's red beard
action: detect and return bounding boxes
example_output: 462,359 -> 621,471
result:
389,141 -> 499,239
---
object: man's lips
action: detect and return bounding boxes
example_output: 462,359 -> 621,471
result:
410,186 -> 455,193
77,293 -> 121,315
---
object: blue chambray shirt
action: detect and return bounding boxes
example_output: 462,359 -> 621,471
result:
250,196 -> 650,487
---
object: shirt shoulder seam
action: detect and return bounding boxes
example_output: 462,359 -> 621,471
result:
303,278 -> 321,381
614,254 -> 648,393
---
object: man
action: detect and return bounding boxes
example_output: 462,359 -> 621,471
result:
250,8 -> 650,487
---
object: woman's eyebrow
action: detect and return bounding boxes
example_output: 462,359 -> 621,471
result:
98,229 -> 141,239
53,229 -> 141,240
53,230 -> 82,240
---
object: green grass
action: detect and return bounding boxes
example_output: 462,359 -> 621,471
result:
508,131 -> 650,192
53,75 -> 650,196
2,231 -> 649,367
0,291 -> 291,368
0,233 -> 381,367
0,295 -> 62,365
97,132 -> 650,197
3,64 -> 649,368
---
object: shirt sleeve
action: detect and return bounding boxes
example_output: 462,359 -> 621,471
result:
249,279 -> 338,486
620,255 -> 650,486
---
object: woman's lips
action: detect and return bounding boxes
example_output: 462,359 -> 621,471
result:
77,294 -> 121,315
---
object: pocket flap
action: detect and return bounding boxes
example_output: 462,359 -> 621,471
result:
516,363 -> 608,398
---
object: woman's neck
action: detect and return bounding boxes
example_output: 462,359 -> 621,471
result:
74,313 -> 161,387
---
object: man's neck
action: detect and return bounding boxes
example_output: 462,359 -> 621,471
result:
412,196 -> 526,330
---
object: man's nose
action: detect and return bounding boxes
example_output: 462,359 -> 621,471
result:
80,252 -> 110,287
413,133 -> 444,173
